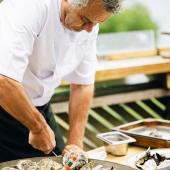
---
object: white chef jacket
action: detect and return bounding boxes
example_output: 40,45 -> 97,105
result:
0,0 -> 99,106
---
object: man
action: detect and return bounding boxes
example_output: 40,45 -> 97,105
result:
0,0 -> 120,162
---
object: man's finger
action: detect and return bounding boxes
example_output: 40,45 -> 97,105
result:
62,146 -> 70,154
44,149 -> 53,154
44,144 -> 56,154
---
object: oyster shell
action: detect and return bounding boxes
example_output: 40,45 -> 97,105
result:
37,158 -> 62,170
135,147 -> 151,168
16,160 -> 39,170
135,148 -> 170,170
136,159 -> 157,170
149,129 -> 162,138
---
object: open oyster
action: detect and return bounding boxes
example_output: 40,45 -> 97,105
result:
135,148 -> 170,170
37,158 -> 62,170
16,160 -> 39,170
149,129 -> 162,138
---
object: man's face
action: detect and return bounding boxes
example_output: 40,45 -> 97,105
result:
61,0 -> 112,32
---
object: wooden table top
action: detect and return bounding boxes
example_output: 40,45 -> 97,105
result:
106,146 -> 146,165
88,145 -> 146,165
62,55 -> 170,84
96,55 -> 170,81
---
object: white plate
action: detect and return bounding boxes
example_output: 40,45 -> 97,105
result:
127,148 -> 170,169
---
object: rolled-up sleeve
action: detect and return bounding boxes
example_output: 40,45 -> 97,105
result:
0,0 -> 47,82
64,25 -> 99,85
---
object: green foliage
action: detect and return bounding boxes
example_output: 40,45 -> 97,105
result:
99,4 -> 158,34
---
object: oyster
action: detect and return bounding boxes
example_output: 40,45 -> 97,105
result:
16,160 -> 39,170
37,158 -> 62,170
136,159 -> 157,170
135,148 -> 170,170
149,129 -> 162,138
135,147 -> 151,168
79,161 -> 116,170
80,161 -> 95,170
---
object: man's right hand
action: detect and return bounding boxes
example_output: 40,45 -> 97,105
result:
29,124 -> 56,154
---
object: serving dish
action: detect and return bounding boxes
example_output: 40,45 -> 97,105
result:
97,131 -> 136,156
113,119 -> 170,148
0,156 -> 136,170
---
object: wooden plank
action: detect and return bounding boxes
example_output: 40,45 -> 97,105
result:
136,101 -> 163,119
92,88 -> 170,108
54,115 -> 97,149
96,56 -> 170,81
102,106 -> 127,123
51,103 -> 68,113
119,104 -> 144,120
53,112 -> 99,134
151,98 -> 166,111
99,49 -> 157,60
89,109 -> 114,129
105,146 -> 146,165
51,88 -> 170,113
158,47 -> 170,52
62,56 -> 170,84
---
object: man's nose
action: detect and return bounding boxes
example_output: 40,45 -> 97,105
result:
82,23 -> 94,32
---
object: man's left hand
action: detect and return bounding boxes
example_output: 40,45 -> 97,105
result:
62,144 -> 85,156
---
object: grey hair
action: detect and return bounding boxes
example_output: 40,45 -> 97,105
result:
68,0 -> 89,8
103,0 -> 121,14
68,0 -> 121,14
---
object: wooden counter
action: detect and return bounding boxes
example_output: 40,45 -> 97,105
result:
96,55 -> 170,82
106,146 -> 146,165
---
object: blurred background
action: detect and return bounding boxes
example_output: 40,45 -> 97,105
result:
52,0 -> 170,150
1,0 -> 170,151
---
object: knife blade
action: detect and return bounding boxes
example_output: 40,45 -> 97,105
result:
52,151 -> 58,157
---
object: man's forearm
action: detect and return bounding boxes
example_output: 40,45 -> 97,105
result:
68,84 -> 94,148
0,75 -> 47,132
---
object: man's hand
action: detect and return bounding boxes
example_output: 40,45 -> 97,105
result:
0,75 -> 56,154
62,144 -> 85,156
29,124 -> 56,154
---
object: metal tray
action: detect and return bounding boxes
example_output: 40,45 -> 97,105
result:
113,119 -> 170,148
0,156 -> 136,170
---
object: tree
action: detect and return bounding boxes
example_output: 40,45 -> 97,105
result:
99,4 -> 158,33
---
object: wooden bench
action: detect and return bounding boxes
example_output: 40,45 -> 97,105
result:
51,54 -> 170,150
54,55 -> 170,111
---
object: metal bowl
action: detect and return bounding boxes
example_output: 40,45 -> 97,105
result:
97,131 -> 136,156
105,143 -> 128,156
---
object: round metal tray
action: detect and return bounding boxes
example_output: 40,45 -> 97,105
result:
0,156 -> 136,170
